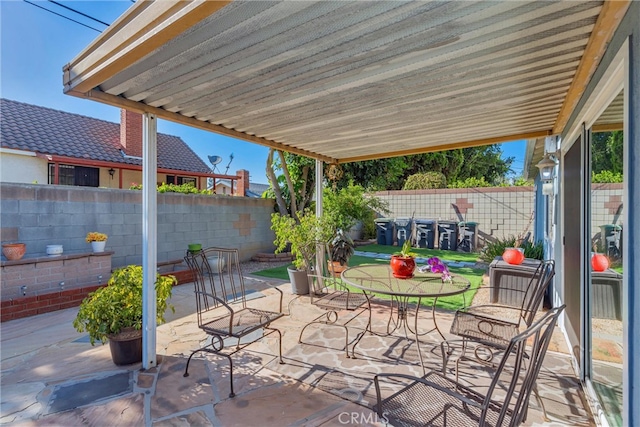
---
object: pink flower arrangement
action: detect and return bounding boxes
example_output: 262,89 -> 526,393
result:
419,257 -> 452,282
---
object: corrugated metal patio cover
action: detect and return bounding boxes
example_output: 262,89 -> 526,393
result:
65,0 -> 625,163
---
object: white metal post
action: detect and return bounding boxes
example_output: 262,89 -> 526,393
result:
142,113 -> 158,369
315,159 -> 323,272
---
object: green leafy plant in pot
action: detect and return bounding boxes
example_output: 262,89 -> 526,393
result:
271,210 -> 334,294
328,229 -> 355,277
73,265 -> 176,365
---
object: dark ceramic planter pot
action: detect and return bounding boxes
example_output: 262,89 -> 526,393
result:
108,328 -> 143,366
390,255 -> 416,279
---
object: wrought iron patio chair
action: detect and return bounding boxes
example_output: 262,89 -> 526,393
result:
298,242 -> 369,358
183,247 -> 284,398
443,259 -> 555,421
447,259 -> 555,353
373,305 -> 565,427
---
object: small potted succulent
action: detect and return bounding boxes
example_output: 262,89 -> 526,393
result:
73,265 -> 176,365
328,229 -> 355,277
86,231 -> 108,253
390,240 -> 417,279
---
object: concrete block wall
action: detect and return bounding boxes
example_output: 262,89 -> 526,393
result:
590,183 -> 624,247
0,183 -> 277,269
1,252 -> 112,301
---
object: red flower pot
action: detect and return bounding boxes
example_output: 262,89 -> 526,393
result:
591,253 -> 609,272
502,247 -> 525,265
390,255 -> 416,279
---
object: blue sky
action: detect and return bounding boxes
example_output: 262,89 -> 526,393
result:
1,1 -> 525,184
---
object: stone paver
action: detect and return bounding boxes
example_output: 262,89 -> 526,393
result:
0,271 -> 591,426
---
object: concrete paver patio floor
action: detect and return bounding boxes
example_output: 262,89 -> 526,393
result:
1,275 -> 593,426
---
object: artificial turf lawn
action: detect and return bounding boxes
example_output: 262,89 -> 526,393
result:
251,247 -> 485,311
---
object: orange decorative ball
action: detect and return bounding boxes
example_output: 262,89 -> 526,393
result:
502,248 -> 525,265
591,253 -> 609,272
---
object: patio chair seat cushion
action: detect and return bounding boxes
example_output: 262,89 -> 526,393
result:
376,371 -> 512,427
201,308 -> 284,338
312,290 -> 368,311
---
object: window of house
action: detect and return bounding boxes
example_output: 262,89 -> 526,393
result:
48,164 -> 99,187
166,175 -> 196,186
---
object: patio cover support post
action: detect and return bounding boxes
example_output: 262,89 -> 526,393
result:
142,113 -> 158,370
315,159 -> 323,270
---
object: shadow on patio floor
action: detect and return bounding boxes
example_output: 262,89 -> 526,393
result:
0,277 -> 593,426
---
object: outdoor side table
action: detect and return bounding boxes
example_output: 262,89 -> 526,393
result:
592,269 -> 623,320
489,257 -> 542,307
341,264 -> 470,372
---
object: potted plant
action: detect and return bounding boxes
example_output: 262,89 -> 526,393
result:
86,231 -> 108,253
328,229 -> 355,277
73,265 -> 176,365
272,210 -> 334,294
390,240 -> 417,279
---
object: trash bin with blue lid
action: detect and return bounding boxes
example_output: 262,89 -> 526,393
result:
374,218 -> 394,245
458,221 -> 479,252
437,220 -> 458,251
415,219 -> 436,249
394,218 -> 413,248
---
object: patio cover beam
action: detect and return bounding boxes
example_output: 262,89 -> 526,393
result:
65,88 -> 336,164
553,0 -> 630,135
340,130 -> 551,163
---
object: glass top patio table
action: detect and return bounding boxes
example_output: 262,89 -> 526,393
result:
342,264 -> 470,371
341,264 -> 470,298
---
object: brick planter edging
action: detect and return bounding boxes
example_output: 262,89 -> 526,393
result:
0,284 -> 104,322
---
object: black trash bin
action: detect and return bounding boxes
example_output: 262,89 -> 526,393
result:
458,221 -> 479,252
600,224 -> 622,258
375,218 -> 394,245
415,219 -> 436,249
438,220 -> 458,251
395,218 -> 412,248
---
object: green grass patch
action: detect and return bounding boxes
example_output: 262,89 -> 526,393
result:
251,252 -> 485,311
356,244 -> 480,263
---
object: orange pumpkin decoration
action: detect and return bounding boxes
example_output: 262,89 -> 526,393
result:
390,255 -> 416,279
502,248 -> 525,265
591,253 -> 609,272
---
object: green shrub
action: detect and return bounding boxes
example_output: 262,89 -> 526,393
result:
448,176 -> 492,188
73,265 -> 175,345
479,236 -> 544,263
129,182 -> 214,195
592,170 -> 623,183
403,172 -> 447,190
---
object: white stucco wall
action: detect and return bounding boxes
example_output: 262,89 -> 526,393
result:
0,149 -> 48,184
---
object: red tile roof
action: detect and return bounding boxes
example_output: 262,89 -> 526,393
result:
0,98 -> 211,173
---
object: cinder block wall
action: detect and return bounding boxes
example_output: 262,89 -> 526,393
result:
590,183 -> 624,248
372,187 -> 536,246
0,183 -> 277,267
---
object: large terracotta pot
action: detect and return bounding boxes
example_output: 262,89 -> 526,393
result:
390,255 -> 416,279
2,243 -> 26,261
502,247 -> 525,265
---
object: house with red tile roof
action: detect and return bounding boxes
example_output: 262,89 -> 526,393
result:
0,99 -> 249,194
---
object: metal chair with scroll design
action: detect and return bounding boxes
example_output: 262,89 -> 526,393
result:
373,305 -> 565,427
443,259 -> 555,421
446,259 -> 555,358
298,242 -> 369,358
183,247 -> 284,398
